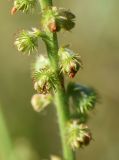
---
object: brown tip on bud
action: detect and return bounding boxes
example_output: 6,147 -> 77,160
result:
48,22 -> 57,32
11,7 -> 17,15
83,133 -> 92,145
69,72 -> 75,78
69,66 -> 76,78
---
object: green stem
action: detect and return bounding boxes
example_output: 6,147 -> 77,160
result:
39,0 -> 75,160
0,105 -> 17,160
39,0 -> 52,9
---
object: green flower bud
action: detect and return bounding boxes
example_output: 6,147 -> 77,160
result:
41,7 -> 75,32
15,28 -> 41,55
58,47 -> 82,78
66,120 -> 92,150
67,83 -> 97,116
13,0 -> 37,13
32,56 -> 56,94
31,94 -> 52,112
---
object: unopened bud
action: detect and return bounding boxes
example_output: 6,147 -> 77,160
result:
31,94 -> 52,112
58,47 -> 82,78
66,120 -> 92,150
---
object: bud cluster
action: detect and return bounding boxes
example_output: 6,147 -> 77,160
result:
58,47 -> 82,78
31,55 -> 55,111
11,0 -> 37,14
14,28 -> 41,55
42,7 -> 75,32
66,83 -> 97,150
66,120 -> 92,150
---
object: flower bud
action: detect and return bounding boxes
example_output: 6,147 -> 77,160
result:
15,28 -> 41,55
32,56 -> 56,94
42,7 -> 75,32
58,47 -> 82,78
66,120 -> 92,150
12,0 -> 37,13
31,94 -> 52,112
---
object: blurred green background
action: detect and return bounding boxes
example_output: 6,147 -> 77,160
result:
0,0 -> 119,159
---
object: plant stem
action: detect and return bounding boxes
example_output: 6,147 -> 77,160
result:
39,0 -> 75,160
0,105 -> 17,160
39,0 -> 52,9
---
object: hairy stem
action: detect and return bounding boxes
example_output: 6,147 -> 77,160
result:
39,0 -> 75,160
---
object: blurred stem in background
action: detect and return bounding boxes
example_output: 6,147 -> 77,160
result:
0,104 -> 17,160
